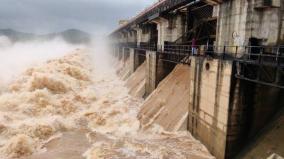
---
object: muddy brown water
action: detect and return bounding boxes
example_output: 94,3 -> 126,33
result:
24,131 -> 90,159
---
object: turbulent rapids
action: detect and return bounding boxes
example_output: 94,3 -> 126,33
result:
0,49 -> 214,159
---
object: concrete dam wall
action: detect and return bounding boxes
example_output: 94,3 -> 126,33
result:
138,64 -> 191,131
114,51 -> 284,159
188,58 -> 233,159
115,55 -> 234,159
110,0 -> 284,158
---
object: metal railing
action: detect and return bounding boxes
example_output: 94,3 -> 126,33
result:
118,42 -> 157,51
117,43 -> 284,88
118,43 -> 284,64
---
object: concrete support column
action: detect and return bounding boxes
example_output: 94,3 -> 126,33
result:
135,28 -> 142,47
133,50 -> 140,71
127,30 -> 136,43
155,15 -> 185,51
114,46 -> 120,59
216,0 -> 283,50
130,49 -> 147,79
145,50 -> 157,96
172,15 -> 184,41
188,57 -> 202,135
123,32 -> 128,43
188,57 -> 234,159
156,18 -> 171,51
122,47 -> 127,62
129,48 -> 135,73
136,27 -> 151,46
118,32 -> 124,44
118,47 -> 123,60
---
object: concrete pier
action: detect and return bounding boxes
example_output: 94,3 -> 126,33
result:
145,51 -> 157,96
188,57 -> 233,159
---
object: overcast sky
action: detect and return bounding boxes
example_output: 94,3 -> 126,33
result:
0,0 -> 156,35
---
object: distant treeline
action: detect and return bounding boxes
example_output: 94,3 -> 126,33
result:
0,29 -> 92,45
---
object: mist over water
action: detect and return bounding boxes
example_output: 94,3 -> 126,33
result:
90,37 -> 113,66
0,37 -> 84,90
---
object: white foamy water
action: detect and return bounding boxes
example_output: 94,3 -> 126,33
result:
0,37 -> 83,91
0,44 -> 214,159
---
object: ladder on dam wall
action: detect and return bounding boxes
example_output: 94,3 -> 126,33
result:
118,43 -> 284,89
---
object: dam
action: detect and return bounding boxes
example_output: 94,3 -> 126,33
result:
109,0 -> 284,158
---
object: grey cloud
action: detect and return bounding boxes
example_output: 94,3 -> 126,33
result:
0,0 -> 156,35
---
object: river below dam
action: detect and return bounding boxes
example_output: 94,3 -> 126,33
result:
0,48 -> 214,159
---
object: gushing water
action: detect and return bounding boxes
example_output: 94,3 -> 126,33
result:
0,41 -> 214,159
